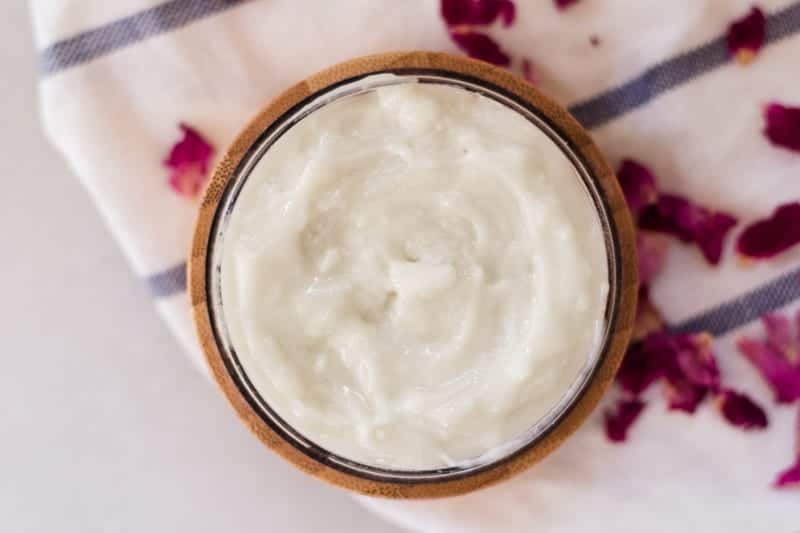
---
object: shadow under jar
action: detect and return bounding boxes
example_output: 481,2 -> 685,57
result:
190,52 -> 637,498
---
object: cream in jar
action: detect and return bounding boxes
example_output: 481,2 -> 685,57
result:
219,83 -> 608,469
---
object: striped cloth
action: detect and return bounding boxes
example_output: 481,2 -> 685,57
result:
31,1 -> 800,531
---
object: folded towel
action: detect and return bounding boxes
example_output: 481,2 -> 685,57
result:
31,0 -> 800,530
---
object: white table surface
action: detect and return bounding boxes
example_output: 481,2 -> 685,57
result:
0,4 -> 405,532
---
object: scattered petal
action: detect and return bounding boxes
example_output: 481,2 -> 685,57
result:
726,7 -> 766,65
441,0 -> 516,27
554,0 -> 579,10
736,202 -> 800,260
521,58 -> 536,84
604,399 -> 646,442
639,194 -> 737,265
774,458 -> 800,488
616,338 -> 665,396
637,231 -> 669,287
717,389 -> 769,430
164,123 -> 214,198
664,379 -> 707,413
763,313 -> 798,360
449,30 -> 511,65
633,287 -> 665,343
737,336 -> 800,404
763,103 -> 800,152
674,333 -> 720,390
617,159 -> 658,218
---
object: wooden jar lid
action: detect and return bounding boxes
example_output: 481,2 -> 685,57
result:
189,51 -> 637,499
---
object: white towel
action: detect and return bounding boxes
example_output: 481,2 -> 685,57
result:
30,0 -> 800,531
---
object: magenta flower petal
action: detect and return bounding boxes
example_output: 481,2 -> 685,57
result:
674,333 -> 720,390
604,398 -> 646,443
617,159 -> 658,217
726,7 -> 766,65
554,0 -> 579,10
637,231 -> 668,287
717,389 -> 769,430
774,458 -> 800,488
449,30 -> 511,65
737,336 -> 800,404
441,0 -> 516,27
164,123 -> 214,198
616,338 -> 665,395
639,194 -> 737,265
763,313 -> 797,358
736,202 -> 800,260
664,379 -> 707,413
763,103 -> 800,152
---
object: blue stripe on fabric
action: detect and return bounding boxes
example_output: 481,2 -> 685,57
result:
670,267 -> 800,336
146,262 -> 186,298
39,0 -> 255,76
568,1 -> 800,128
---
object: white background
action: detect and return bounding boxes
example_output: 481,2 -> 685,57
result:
0,4 -> 404,532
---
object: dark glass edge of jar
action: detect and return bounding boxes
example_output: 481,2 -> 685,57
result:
205,69 -> 623,484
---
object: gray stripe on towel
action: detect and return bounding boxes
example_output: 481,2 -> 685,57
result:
40,0 -> 254,76
147,261 -> 187,298
670,266 -> 800,336
568,1 -> 800,128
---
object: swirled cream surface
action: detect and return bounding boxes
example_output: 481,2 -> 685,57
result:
219,83 -> 609,469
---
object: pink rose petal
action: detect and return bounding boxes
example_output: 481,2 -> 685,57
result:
763,103 -> 800,152
449,30 -> 511,65
736,202 -> 800,260
717,389 -> 769,430
674,333 -> 720,390
617,159 -> 658,218
441,0 -> 516,27
774,458 -> 800,488
604,398 -> 646,443
639,194 -> 737,265
726,7 -> 766,65
616,337 -> 666,396
737,337 -> 800,404
554,0 -> 579,10
664,379 -> 707,413
763,312 -> 798,360
637,231 -> 668,287
164,123 -> 214,198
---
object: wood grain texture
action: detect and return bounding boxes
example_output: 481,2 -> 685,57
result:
189,51 -> 637,499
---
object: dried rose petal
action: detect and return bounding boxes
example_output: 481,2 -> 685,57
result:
554,0 -> 579,10
726,7 -> 766,65
737,337 -> 800,404
674,333 -> 720,390
633,287 -> 665,343
717,389 -> 769,430
616,338 -> 665,396
763,103 -> 800,152
763,313 -> 798,360
441,0 -> 516,27
637,231 -> 668,287
521,58 -> 536,84
164,123 -> 214,198
639,194 -> 737,265
617,159 -> 658,218
604,398 -> 645,443
774,458 -> 800,488
449,30 -> 511,65
664,379 -> 707,413
736,202 -> 800,260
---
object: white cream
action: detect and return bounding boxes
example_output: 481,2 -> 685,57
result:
219,83 -> 608,470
